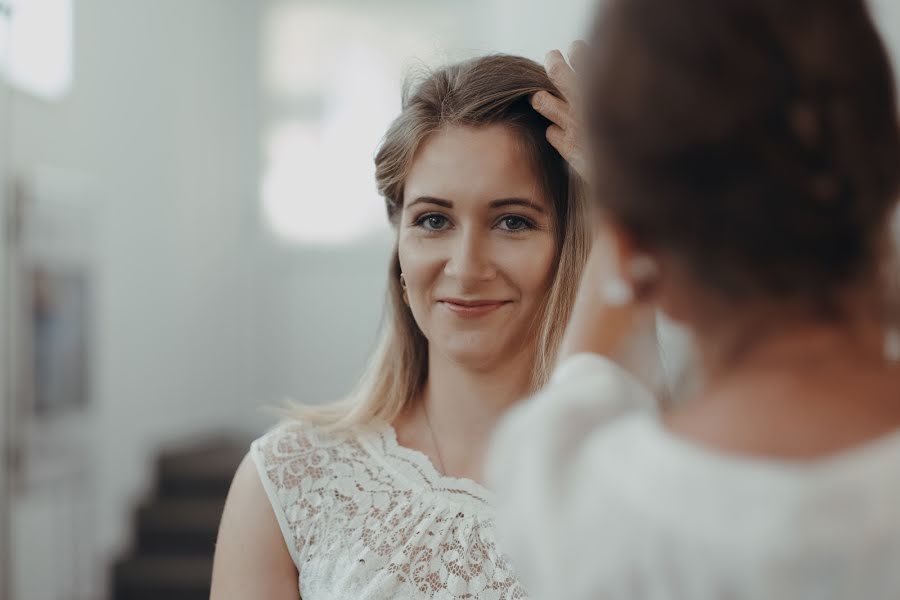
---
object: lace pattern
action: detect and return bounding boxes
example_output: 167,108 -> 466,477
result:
250,419 -> 529,600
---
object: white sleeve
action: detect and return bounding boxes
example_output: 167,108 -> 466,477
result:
485,353 -> 656,597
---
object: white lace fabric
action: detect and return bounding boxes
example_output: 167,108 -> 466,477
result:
250,419 -> 529,600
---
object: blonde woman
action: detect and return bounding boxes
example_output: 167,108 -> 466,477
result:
210,54 -> 591,599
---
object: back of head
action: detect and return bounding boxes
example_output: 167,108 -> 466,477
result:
585,0 -> 900,307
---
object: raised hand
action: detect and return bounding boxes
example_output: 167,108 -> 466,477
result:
531,42 -> 590,182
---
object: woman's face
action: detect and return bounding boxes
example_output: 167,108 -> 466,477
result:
398,124 -> 558,370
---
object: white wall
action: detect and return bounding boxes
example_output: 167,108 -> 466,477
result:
0,6 -> 12,599
488,0 -> 597,58
8,0 -> 258,595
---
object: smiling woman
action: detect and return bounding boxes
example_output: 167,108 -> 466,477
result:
211,53 -> 591,600
398,124 -> 558,372
288,54 -> 590,428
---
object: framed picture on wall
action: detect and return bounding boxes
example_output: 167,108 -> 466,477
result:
28,264 -> 90,416
10,166 -> 98,431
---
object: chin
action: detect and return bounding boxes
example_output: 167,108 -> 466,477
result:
439,335 -> 507,369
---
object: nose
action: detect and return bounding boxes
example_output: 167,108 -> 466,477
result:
443,227 -> 497,284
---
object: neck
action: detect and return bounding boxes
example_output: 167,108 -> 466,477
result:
696,297 -> 887,380
414,344 -> 537,478
667,291 -> 900,458
425,345 -> 535,434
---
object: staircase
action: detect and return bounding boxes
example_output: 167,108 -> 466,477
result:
112,436 -> 249,600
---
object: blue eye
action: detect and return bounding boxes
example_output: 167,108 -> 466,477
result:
415,214 -> 450,231
499,215 -> 534,231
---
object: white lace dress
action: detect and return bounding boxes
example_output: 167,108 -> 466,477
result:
250,419 -> 528,600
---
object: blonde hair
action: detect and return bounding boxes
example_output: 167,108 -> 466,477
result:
286,54 -> 591,428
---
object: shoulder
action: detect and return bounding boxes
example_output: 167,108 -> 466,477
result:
210,453 -> 300,599
213,419 -> 391,598
250,419 -> 374,485
249,419 -> 387,528
485,355 -> 661,595
251,418 -> 339,454
488,353 -> 656,477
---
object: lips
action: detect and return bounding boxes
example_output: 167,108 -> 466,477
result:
438,298 -> 510,317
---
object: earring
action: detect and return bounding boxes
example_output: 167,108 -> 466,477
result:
599,255 -> 659,307
600,278 -> 634,306
628,255 -> 660,283
399,273 -> 409,306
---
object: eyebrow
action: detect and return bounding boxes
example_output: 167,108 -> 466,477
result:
407,196 -> 547,214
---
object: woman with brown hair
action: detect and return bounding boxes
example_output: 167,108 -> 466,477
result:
489,0 -> 900,598
210,53 -> 592,599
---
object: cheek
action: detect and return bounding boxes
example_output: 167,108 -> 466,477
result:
504,236 -> 558,298
398,234 -> 444,301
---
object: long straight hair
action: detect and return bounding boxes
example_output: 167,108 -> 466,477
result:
286,54 -> 591,428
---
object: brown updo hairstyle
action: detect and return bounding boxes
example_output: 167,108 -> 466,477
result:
585,0 -> 900,311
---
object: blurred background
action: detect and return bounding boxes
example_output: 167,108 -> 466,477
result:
0,1 -> 898,599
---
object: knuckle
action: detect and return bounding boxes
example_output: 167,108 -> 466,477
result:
547,61 -> 566,80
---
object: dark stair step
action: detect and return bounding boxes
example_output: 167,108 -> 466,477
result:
155,437 -> 249,499
136,497 -> 226,555
114,556 -> 212,600
112,435 -> 254,599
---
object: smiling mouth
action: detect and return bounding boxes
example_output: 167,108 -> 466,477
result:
438,299 -> 511,317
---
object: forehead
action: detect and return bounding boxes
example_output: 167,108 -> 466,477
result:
403,124 -> 547,208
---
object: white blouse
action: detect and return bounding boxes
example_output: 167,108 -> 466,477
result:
487,353 -> 900,600
250,419 -> 528,600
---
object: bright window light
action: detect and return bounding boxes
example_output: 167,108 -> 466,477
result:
0,0 -> 73,100
260,3 -> 455,245
261,44 -> 400,245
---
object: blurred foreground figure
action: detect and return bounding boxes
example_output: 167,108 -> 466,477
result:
488,0 -> 900,598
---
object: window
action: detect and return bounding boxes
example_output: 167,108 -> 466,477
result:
260,1 -> 466,245
0,0 -> 73,100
